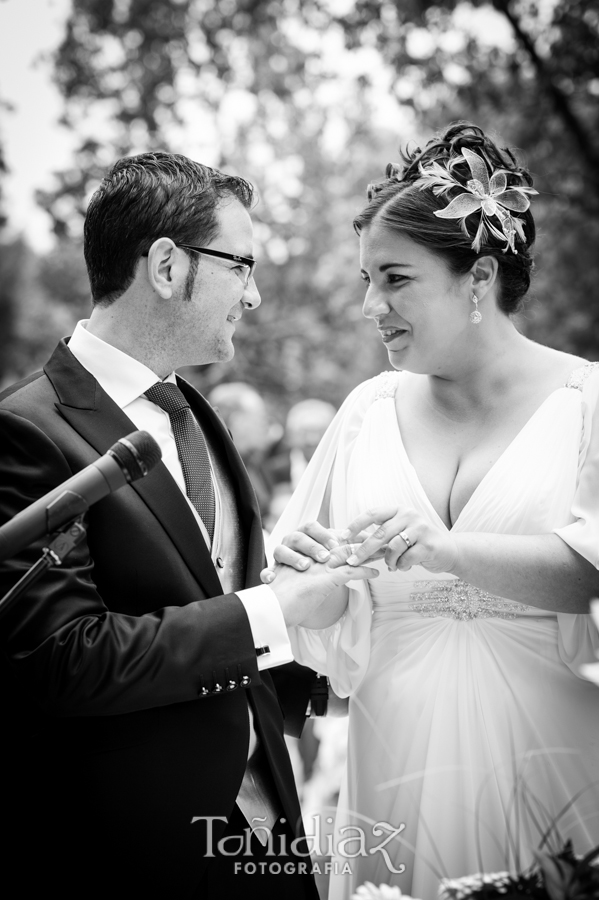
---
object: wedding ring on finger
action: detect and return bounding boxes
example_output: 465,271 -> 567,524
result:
398,530 -> 412,549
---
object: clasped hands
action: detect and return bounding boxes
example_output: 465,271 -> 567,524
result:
261,505 -> 460,621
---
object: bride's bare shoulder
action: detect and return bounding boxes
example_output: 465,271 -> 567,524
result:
554,349 -> 590,369
526,342 -> 590,382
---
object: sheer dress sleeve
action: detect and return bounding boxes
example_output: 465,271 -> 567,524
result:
554,363 -> 599,678
266,378 -> 379,696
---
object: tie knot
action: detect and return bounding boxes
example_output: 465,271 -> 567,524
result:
145,382 -> 190,415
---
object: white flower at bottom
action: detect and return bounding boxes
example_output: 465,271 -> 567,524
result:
438,871 -> 511,899
351,882 -> 422,900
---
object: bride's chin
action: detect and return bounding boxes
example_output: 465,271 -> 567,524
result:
387,346 -> 409,369
386,349 -> 429,376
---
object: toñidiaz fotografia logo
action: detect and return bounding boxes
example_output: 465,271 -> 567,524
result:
191,814 -> 407,875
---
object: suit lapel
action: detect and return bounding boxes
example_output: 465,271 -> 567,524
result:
176,377 -> 265,588
45,340 -> 224,599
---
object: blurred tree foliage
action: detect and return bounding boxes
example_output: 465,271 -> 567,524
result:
0,91 -> 18,384
0,88 -> 92,386
34,0 -> 395,408
5,0 -> 599,403
326,0 -> 599,356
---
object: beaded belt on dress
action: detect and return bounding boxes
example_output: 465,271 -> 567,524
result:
409,580 -> 529,620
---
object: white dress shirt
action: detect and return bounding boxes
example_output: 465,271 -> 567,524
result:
68,320 -> 293,671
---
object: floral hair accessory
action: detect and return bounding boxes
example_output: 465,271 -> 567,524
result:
416,148 -> 537,254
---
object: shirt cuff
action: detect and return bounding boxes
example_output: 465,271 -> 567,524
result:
237,585 -> 294,670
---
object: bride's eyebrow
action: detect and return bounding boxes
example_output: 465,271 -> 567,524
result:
360,262 -> 414,274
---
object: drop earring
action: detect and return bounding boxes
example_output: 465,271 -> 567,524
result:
470,293 -> 482,324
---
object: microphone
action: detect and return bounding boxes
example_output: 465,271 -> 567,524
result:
0,430 -> 162,563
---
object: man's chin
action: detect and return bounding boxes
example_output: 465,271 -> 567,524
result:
183,343 -> 234,367
210,341 -> 235,364
221,340 -> 235,362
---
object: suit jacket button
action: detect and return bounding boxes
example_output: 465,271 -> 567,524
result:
216,556 -> 225,568
226,680 -> 237,691
240,675 -> 251,687
213,683 -> 223,692
200,687 -> 209,696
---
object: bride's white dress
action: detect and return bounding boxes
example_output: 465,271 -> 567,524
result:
268,363 -> 599,900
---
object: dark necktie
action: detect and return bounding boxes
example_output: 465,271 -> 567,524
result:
145,382 -> 215,542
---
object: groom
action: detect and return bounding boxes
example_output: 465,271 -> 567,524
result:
0,153 -> 369,898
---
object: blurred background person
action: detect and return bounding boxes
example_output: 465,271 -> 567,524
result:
286,399 -> 337,489
265,397 -> 341,838
207,385 -> 343,887
266,399 -> 338,496
208,380 -> 281,520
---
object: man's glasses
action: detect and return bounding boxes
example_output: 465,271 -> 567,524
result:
178,244 -> 256,287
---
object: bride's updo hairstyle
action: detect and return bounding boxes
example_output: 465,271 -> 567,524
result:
353,123 -> 536,314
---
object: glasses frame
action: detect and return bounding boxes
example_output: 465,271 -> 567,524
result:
177,244 -> 256,286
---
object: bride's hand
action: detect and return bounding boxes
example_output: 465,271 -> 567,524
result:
340,506 -> 460,574
260,522 -> 381,584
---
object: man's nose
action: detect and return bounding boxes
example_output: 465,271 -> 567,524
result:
362,285 -> 389,319
242,277 -> 261,310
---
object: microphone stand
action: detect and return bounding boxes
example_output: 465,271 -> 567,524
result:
0,491 -> 89,617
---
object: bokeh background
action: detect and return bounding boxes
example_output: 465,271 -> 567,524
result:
1,2 -> 598,893
1,0 -> 598,406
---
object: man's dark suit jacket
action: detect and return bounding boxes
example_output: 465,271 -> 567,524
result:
0,339 -> 315,898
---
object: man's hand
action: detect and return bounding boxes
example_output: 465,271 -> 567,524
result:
262,522 -> 343,583
267,542 -> 379,628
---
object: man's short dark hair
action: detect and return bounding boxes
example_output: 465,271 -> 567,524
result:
84,151 -> 255,305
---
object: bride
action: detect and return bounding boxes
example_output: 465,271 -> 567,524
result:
266,123 -> 599,900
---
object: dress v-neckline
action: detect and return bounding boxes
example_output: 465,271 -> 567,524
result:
388,378 -> 571,532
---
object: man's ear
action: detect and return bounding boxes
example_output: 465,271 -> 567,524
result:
146,238 -> 178,299
469,255 -> 498,300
